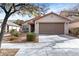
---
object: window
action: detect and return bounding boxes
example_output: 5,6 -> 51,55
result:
22,25 -> 29,32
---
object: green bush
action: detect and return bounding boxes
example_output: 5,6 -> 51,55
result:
10,29 -> 16,34
10,29 -> 20,37
69,28 -> 79,35
27,32 -> 36,42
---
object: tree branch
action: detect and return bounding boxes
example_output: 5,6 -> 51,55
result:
0,6 -> 7,13
9,10 -> 18,16
15,3 -> 26,7
8,5 -> 13,13
15,3 -> 30,8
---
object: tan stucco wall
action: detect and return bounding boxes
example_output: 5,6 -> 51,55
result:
35,21 -> 39,34
35,14 -> 68,23
69,22 -> 79,29
35,14 -> 69,34
64,22 -> 69,34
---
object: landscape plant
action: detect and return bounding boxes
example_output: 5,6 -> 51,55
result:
10,29 -> 20,37
27,32 -> 37,42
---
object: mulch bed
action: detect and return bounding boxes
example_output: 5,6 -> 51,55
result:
3,33 -> 39,43
0,49 -> 19,56
2,33 -> 27,43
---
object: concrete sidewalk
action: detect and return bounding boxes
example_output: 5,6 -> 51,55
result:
16,48 -> 79,56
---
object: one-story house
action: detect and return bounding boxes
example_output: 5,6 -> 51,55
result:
0,20 -> 20,32
22,12 -> 70,35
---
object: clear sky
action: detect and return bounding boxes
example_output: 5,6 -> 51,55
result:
0,3 -> 78,21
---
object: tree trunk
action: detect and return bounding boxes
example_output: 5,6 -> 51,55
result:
0,14 -> 9,48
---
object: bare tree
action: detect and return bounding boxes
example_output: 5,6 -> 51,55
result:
0,3 -> 49,48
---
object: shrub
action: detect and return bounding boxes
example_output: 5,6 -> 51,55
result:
10,29 -> 16,33
27,32 -> 36,42
69,28 -> 79,35
13,32 -> 20,37
10,29 -> 20,37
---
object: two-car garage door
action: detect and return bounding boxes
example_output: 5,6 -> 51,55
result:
39,23 -> 64,34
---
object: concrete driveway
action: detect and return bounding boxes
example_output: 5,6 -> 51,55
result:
2,35 -> 79,56
39,35 -> 75,43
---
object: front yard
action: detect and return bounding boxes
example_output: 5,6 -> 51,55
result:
2,31 -> 38,43
2,35 -> 79,56
1,31 -> 79,56
2,33 -> 26,43
0,49 -> 19,56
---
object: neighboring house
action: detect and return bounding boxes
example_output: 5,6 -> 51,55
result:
60,10 -> 79,17
66,17 -> 79,30
60,10 -> 79,29
0,20 -> 20,33
23,12 -> 70,35
69,20 -> 79,29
